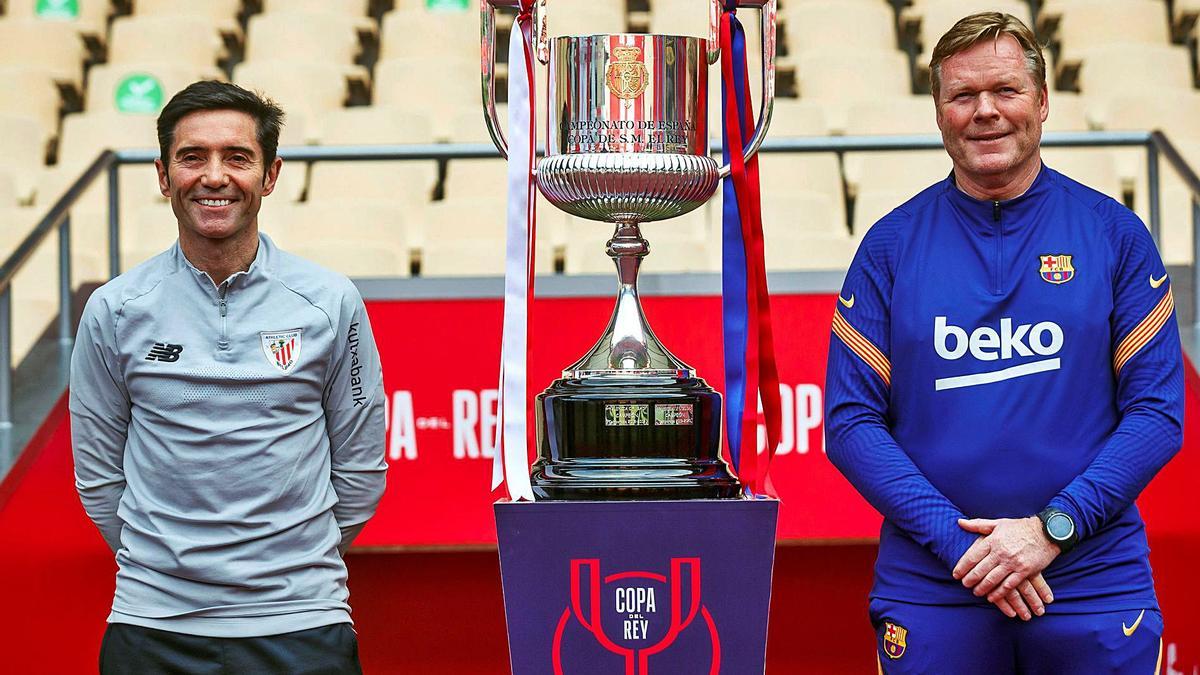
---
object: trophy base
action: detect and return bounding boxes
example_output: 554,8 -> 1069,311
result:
532,375 -> 742,500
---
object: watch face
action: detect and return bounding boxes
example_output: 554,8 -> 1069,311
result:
1047,513 -> 1074,540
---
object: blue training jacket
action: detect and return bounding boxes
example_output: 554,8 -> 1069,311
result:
825,165 -> 1183,612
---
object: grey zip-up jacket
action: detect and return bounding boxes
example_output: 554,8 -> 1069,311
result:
70,233 -> 387,637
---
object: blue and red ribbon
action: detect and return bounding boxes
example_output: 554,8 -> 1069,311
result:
720,3 -> 781,496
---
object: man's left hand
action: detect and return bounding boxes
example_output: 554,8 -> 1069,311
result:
952,516 -> 1060,601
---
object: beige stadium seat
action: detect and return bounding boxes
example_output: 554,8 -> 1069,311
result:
1048,0 -> 1171,62
0,172 -> 18,208
0,207 -> 43,258
263,0 -> 369,16
846,96 -> 938,136
759,189 -> 846,238
649,0 -> 712,37
845,150 -> 950,201
4,0 -> 109,39
906,0 -> 1031,63
245,12 -> 368,67
1076,44 -> 1192,99
86,63 -> 224,114
1042,148 -> 1124,202
57,111 -> 158,167
234,61 -> 350,142
783,1 -> 896,56
121,202 -> 180,270
309,107 -> 438,213
548,0 -> 626,35
0,114 -> 49,202
381,8 -> 478,62
0,65 -> 62,148
1089,91 -> 1200,142
421,200 -> 554,276
1043,91 -> 1090,132
375,57 -> 478,120
0,18 -> 87,87
760,98 -> 827,137
443,159 -> 511,205
852,188 -> 916,237
756,153 -> 846,229
764,231 -> 857,271
109,15 -> 225,67
133,0 -> 242,37
449,104 -> 509,144
1156,163 -> 1194,265
798,50 -> 911,130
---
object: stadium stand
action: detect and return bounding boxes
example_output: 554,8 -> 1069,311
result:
132,0 -> 242,38
0,17 -> 88,89
3,0 -> 109,42
108,15 -> 226,67
86,63 -> 224,114
0,114 -> 48,203
0,65 -> 63,151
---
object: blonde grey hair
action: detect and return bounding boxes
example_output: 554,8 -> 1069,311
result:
929,12 -> 1046,98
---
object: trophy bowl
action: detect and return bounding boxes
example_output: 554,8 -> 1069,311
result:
481,0 -> 776,500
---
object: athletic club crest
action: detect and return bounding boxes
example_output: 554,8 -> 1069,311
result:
260,329 -> 302,374
883,620 -> 907,659
1039,254 -> 1075,284
606,45 -> 649,101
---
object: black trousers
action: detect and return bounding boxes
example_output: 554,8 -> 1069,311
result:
99,622 -> 363,675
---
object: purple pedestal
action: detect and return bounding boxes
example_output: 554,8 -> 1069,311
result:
494,499 -> 779,675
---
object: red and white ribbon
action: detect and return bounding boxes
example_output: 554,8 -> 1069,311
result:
492,4 -> 537,501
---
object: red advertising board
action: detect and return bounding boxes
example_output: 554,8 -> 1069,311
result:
355,293 -> 880,548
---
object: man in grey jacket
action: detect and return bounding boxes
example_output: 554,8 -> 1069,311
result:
70,81 -> 387,673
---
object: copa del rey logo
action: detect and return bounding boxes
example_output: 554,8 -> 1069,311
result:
260,329 -> 302,374
553,558 -> 719,675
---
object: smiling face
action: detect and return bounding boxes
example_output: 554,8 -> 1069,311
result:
155,109 -> 281,248
935,35 -> 1048,199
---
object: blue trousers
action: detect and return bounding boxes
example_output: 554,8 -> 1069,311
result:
871,599 -> 1163,674
99,622 -> 362,674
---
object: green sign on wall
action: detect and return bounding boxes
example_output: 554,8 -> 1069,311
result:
35,0 -> 80,19
114,74 -> 165,114
426,0 -> 469,11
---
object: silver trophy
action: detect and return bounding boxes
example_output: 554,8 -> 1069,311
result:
481,0 -> 776,499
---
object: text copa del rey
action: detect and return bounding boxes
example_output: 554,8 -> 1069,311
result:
564,119 -> 696,147
380,384 -> 826,462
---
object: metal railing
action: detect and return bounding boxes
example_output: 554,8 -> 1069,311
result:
2,130 -> 1198,430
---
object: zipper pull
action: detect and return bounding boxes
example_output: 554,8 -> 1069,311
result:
993,200 -> 1001,222
219,299 -> 227,317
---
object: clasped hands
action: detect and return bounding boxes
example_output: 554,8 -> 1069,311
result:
951,516 -> 1060,621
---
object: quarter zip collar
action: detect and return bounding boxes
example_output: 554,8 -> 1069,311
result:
942,163 -> 1056,235
173,233 -> 276,299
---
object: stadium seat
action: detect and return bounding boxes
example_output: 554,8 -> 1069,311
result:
1075,44 -> 1193,98
845,150 -> 950,203
761,98 -> 828,137
56,111 -> 157,168
108,15 -> 225,68
132,0 -> 242,37
852,188 -> 916,237
0,18 -> 88,87
448,104 -> 508,144
0,114 -> 49,202
4,0 -> 110,40
308,108 -> 438,214
233,61 -> 350,142
566,215 -> 712,275
649,0 -> 711,37
262,0 -> 370,17
1093,91 -> 1200,142
1043,91 -> 1090,132
845,96 -> 939,137
0,65 -> 61,150
1047,0 -> 1171,62
245,12 -> 369,67
442,159 -> 509,206
380,8 -> 477,62
763,231 -> 857,271
86,63 -> 224,114
550,0 -> 626,36
0,172 -> 18,209
1041,148 -> 1124,202
421,200 -> 553,276
375,58 -> 478,139
760,189 -> 846,238
782,1 -> 897,56
756,153 -> 846,230
796,50 -> 912,130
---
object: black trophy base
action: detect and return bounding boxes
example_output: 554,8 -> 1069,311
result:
531,375 -> 742,500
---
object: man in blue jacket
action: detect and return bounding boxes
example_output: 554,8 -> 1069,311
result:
825,13 -> 1181,673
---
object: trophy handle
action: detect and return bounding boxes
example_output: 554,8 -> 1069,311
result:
716,0 -> 777,179
482,0 -> 546,159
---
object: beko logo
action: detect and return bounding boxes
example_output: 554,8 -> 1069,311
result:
933,316 -> 1063,390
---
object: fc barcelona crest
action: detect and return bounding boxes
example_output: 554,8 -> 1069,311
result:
606,45 -> 649,100
882,620 -> 908,659
260,329 -> 302,374
1039,254 -> 1075,284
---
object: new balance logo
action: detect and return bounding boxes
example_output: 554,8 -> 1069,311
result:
145,343 -> 184,362
933,317 -> 1063,390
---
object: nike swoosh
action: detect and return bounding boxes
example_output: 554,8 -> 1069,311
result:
1150,273 -> 1168,289
1122,609 -> 1145,637
838,294 -> 855,309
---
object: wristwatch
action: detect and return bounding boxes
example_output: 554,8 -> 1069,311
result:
1037,508 -> 1078,554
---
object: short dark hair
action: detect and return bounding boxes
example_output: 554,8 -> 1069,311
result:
156,80 -> 286,169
